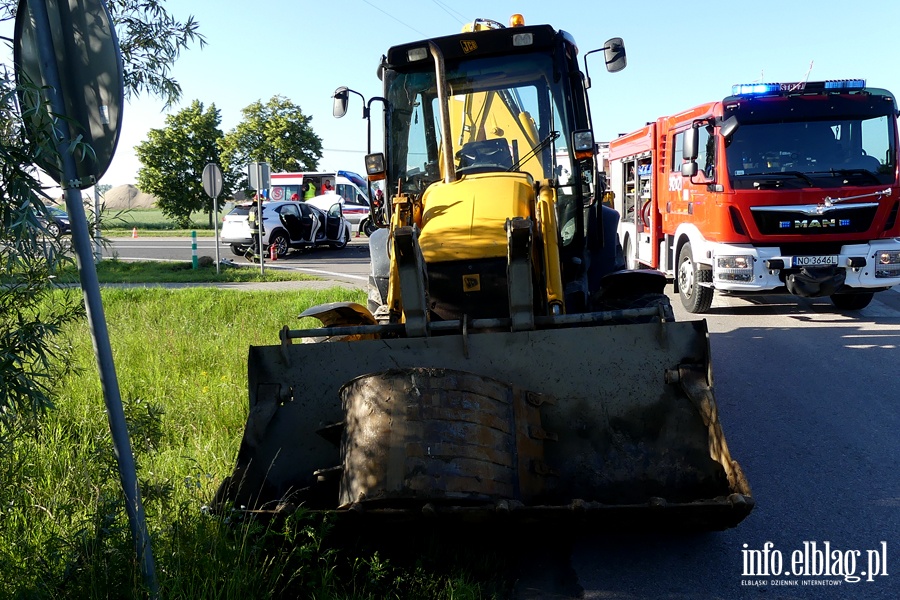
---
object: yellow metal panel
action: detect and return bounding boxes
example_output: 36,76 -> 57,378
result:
418,173 -> 534,263
537,183 -> 564,310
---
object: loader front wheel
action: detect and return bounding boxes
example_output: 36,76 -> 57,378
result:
678,242 -> 714,313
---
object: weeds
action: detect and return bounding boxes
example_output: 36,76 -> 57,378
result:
0,287 -> 508,599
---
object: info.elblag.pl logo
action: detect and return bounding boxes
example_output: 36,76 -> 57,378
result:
741,541 -> 889,587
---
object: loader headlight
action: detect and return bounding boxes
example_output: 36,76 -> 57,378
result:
407,47 -> 429,62
716,255 -> 753,282
512,33 -> 533,47
875,250 -> 900,278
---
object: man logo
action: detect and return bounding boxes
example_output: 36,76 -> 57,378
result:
461,40 -> 478,53
462,274 -> 481,292
792,219 -> 845,228
780,219 -> 850,229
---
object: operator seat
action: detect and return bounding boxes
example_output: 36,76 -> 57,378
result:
456,138 -> 513,175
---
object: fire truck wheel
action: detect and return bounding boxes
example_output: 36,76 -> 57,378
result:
677,242 -> 713,313
623,235 -> 643,270
829,292 -> 873,311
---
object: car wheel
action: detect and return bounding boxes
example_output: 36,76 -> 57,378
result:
230,243 -> 248,256
362,219 -> 378,236
677,242 -> 714,313
830,292 -> 874,311
331,227 -> 350,249
47,222 -> 60,238
269,232 -> 290,258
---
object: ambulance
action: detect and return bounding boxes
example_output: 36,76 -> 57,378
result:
269,170 -> 375,234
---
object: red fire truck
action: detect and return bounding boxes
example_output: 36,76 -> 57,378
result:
608,79 -> 900,312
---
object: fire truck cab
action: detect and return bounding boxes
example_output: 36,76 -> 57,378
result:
609,79 -> 900,312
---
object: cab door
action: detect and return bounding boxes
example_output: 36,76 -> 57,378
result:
296,203 -> 317,241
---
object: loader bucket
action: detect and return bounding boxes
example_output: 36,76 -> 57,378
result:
216,318 -> 753,531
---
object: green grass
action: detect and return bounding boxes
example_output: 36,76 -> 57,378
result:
101,208 -> 222,237
0,285 -> 509,599
58,258 -> 321,284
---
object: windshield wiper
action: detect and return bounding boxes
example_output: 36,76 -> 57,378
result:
830,168 -> 882,185
508,131 -> 560,172
740,171 -> 814,186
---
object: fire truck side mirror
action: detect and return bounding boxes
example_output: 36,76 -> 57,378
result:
683,125 -> 699,161
720,115 -> 740,140
681,125 -> 700,178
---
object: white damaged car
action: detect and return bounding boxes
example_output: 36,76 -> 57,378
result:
220,200 -> 351,257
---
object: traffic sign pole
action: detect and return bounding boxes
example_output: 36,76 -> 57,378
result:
19,0 -> 157,595
202,163 -> 224,274
248,161 -> 270,276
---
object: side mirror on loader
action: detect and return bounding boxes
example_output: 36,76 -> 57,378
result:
583,37 -> 626,89
333,86 -> 350,118
603,37 -> 626,73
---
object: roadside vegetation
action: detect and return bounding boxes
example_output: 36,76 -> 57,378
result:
100,207 -> 223,237
0,284 -> 509,598
58,258 -> 320,285
1,0 -> 500,591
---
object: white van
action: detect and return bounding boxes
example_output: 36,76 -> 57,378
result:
269,170 -> 374,234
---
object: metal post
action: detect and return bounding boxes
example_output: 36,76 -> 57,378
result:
257,162 -> 265,276
29,0 -> 157,595
93,184 -> 101,263
213,195 -> 220,275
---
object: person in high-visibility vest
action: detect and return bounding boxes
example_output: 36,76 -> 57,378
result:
303,180 -> 317,200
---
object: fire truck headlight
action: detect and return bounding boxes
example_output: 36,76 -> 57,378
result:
716,255 -> 754,282
875,250 -> 900,278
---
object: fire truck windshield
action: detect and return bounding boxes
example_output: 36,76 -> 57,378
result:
725,95 -> 896,190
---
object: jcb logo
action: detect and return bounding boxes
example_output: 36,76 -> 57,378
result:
460,40 -> 478,53
668,173 -> 683,192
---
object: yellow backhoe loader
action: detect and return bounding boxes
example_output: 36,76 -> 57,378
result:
216,15 -> 753,530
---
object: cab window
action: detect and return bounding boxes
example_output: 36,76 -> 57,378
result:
671,132 -> 683,171
697,125 -> 715,178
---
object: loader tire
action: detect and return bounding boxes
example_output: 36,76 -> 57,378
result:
678,242 -> 714,313
592,292 -> 675,323
628,292 -> 676,322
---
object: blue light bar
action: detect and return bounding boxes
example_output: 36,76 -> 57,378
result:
731,83 -> 781,95
824,79 -> 866,89
731,79 -> 867,97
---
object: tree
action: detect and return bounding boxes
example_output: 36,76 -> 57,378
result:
220,95 -> 323,188
135,100 -> 232,227
0,1 -> 204,438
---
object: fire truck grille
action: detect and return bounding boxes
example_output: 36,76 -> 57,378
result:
751,205 -> 878,236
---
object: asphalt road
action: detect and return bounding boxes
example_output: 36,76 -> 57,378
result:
568,288 -> 900,600
103,235 -> 370,286
101,236 -> 900,597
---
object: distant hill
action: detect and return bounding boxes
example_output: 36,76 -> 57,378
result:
101,184 -> 157,209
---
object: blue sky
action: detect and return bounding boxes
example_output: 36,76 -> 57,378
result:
38,0 -> 900,188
